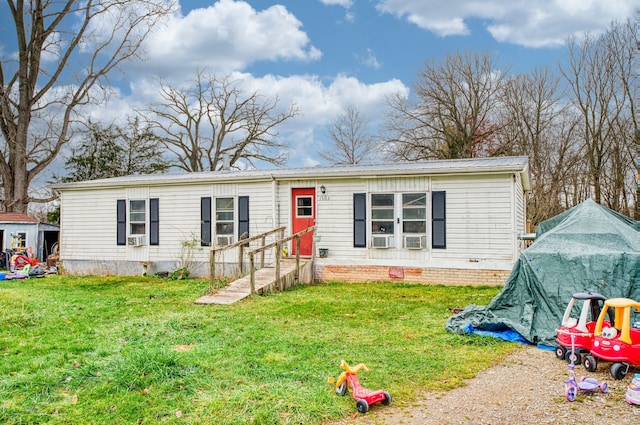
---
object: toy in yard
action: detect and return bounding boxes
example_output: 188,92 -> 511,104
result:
582,298 -> 640,380
328,360 -> 391,413
564,334 -> 608,401
9,250 -> 39,271
555,291 -> 614,365
626,373 -> 640,405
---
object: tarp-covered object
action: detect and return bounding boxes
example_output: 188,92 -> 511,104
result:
446,199 -> 640,346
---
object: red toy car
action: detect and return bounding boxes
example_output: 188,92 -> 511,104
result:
583,298 -> 640,380
555,292 -> 613,365
328,360 -> 391,413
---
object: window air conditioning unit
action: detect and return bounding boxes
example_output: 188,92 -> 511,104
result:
371,235 -> 393,249
216,235 -> 234,246
403,235 -> 424,249
127,235 -> 145,246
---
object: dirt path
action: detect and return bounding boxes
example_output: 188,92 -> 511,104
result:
325,345 -> 640,425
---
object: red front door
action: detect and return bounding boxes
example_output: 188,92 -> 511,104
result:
291,188 -> 315,256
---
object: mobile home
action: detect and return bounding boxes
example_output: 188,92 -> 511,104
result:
52,156 -> 530,285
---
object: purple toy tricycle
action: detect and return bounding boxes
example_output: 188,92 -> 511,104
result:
565,335 -> 608,401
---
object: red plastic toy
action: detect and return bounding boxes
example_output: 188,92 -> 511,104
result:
10,253 -> 38,270
583,298 -> 640,380
328,360 -> 391,413
555,292 -> 613,365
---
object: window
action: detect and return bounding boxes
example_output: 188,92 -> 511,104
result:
402,193 -> 426,249
117,198 -> 158,246
371,194 -> 394,235
13,232 -> 26,250
215,198 -> 234,236
129,200 -> 146,235
370,193 -> 428,249
402,193 -> 426,234
296,196 -> 313,217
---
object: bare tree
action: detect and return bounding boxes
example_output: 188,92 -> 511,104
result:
600,20 -> 638,218
559,21 -> 636,212
144,71 -> 299,172
318,105 -> 379,165
500,68 -> 582,227
0,0 -> 175,213
385,51 -> 509,160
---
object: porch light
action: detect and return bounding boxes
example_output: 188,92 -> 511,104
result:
320,185 -> 326,194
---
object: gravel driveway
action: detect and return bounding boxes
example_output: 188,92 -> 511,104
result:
326,345 -> 640,425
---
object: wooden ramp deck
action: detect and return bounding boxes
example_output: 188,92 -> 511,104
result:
194,258 -> 312,305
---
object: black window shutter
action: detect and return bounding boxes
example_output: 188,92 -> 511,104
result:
150,198 -> 159,245
238,196 -> 249,244
201,197 -> 212,246
432,191 -> 446,249
117,199 -> 126,245
353,193 -> 366,248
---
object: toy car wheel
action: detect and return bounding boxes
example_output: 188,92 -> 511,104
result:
600,381 -> 608,393
336,381 -> 348,396
555,346 -> 566,360
382,391 -> 392,406
583,355 -> 597,372
610,363 -> 627,380
356,399 -> 369,413
566,350 -> 581,365
565,384 -> 577,402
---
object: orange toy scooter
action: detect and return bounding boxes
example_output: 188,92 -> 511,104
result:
328,360 -> 391,413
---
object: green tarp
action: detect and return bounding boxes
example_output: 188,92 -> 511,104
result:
446,199 -> 640,346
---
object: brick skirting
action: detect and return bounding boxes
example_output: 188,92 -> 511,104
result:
314,264 -> 510,286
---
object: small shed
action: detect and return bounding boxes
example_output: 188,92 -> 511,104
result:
51,156 -> 530,285
0,213 -> 60,263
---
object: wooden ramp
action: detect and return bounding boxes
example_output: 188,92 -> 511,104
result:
194,259 -> 312,305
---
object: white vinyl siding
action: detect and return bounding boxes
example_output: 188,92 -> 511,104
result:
56,157 -> 529,276
60,189 -> 127,260
432,175 -> 514,261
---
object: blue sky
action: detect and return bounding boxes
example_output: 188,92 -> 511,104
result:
3,0 -> 637,175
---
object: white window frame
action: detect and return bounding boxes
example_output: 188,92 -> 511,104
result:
215,197 -> 235,236
296,195 -> 313,218
14,231 -> 27,250
401,193 -> 427,249
369,192 -> 427,249
371,193 -> 395,236
129,199 -> 146,236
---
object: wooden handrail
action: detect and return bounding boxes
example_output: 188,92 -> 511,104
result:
246,225 -> 315,256
209,226 -> 286,286
248,225 -> 316,295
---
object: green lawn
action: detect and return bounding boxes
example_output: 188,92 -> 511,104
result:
0,276 -> 517,424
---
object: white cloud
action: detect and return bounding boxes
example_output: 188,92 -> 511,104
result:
139,0 -> 321,77
319,0 -> 353,7
319,0 -> 355,23
357,48 -> 382,70
375,0 -> 636,47
238,73 -> 407,129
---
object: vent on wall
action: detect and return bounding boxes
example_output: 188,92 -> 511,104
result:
371,235 -> 393,248
216,235 -> 234,246
403,235 -> 424,249
127,235 -> 145,246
